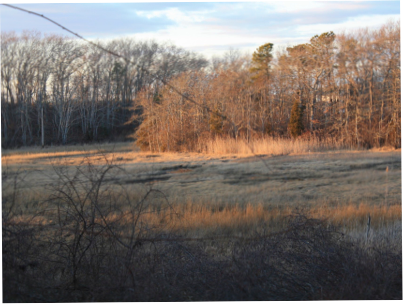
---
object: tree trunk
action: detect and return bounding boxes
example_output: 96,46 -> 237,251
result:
41,106 -> 44,147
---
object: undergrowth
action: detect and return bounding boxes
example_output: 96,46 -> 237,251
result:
2,158 -> 402,301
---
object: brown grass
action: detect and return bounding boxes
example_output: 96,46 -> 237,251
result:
136,202 -> 402,237
2,150 -> 401,301
3,142 -> 401,228
9,199 -> 399,240
199,137 -> 355,155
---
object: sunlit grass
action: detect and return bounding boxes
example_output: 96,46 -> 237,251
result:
199,137 -> 354,155
137,202 -> 402,236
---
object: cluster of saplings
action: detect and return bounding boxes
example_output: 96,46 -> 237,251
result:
1,20 -> 400,150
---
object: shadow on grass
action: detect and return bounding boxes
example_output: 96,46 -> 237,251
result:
2,158 -> 402,301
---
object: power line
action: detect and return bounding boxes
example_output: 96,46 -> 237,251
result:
1,3 -> 226,120
2,3 -> 270,170
2,4 -> 127,62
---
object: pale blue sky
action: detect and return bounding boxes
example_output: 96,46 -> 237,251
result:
1,1 -> 400,58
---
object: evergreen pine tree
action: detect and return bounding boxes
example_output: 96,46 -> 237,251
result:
209,106 -> 224,135
249,43 -> 273,82
289,94 -> 304,138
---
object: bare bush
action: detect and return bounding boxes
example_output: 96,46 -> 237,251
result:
3,157 -> 175,301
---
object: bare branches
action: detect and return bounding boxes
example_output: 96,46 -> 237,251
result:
2,5 -> 399,149
1,4 -> 217,120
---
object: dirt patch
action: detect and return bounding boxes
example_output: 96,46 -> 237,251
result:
116,157 -> 134,162
37,153 -> 93,160
123,176 -> 171,184
171,168 -> 193,174
145,154 -> 160,158
161,164 -> 202,172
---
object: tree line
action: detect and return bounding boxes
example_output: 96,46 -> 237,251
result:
135,21 -> 400,151
1,21 -> 400,150
1,31 -> 207,147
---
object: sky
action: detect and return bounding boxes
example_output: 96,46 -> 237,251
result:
0,1 -> 400,58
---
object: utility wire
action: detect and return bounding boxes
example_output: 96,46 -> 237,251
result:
2,5 -> 281,250
2,3 -> 270,170
1,3 -> 225,120
2,4 -> 127,62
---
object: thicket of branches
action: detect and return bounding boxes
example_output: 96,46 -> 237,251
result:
1,31 -> 207,147
135,21 -> 400,151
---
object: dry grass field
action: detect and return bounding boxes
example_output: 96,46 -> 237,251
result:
2,141 -> 402,301
2,142 -> 401,234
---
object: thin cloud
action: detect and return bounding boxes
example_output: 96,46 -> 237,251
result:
1,2 -> 400,58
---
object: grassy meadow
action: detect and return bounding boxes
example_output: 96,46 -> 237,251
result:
2,140 -> 402,301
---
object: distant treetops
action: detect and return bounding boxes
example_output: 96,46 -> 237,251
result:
249,32 -> 336,138
249,42 -> 273,83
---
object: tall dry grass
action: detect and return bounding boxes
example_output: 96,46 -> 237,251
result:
3,156 -> 401,301
200,137 -> 353,155
139,202 -> 402,237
